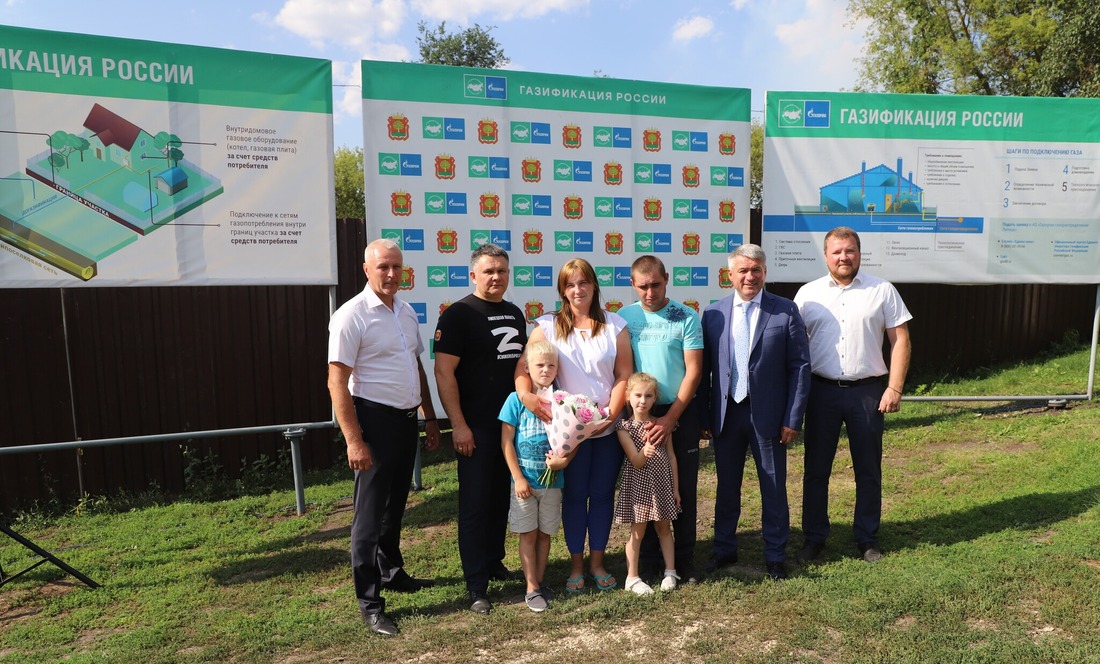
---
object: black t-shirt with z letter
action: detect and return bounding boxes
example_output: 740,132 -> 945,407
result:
434,294 -> 528,428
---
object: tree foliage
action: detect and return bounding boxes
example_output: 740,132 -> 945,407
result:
154,131 -> 184,166
47,130 -> 89,168
334,146 -> 365,219
849,0 -> 1100,97
415,21 -> 509,69
750,119 -> 763,209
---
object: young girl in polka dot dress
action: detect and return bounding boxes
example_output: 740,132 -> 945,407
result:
614,372 -> 681,595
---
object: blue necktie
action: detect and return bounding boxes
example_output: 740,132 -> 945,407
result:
732,300 -> 752,402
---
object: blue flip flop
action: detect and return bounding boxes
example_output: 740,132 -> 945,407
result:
588,571 -> 617,591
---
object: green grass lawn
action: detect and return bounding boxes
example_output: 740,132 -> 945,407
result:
2,348 -> 1098,663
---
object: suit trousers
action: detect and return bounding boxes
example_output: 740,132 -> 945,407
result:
456,423 -> 511,594
350,399 -> 419,616
712,396 -> 790,562
639,399 -> 701,575
801,379 -> 885,546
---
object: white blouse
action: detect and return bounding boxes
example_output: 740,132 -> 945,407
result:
536,311 -> 626,410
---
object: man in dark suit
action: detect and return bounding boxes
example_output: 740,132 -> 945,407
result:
699,244 -> 811,580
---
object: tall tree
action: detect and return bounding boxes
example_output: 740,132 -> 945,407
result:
334,146 -> 365,220
750,119 -> 763,209
849,0 -> 1099,98
415,21 -> 509,69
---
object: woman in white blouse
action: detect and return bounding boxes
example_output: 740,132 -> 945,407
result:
515,258 -> 633,593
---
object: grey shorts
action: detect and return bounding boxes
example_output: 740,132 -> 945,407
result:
509,483 -> 563,535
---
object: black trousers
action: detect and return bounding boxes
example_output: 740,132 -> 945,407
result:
640,399 -> 701,576
457,423 -> 511,594
350,398 -> 419,616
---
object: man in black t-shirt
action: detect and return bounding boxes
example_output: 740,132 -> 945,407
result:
434,244 -> 528,615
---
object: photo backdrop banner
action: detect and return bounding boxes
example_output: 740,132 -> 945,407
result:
0,25 -> 336,287
763,91 -> 1100,285
362,60 -> 751,369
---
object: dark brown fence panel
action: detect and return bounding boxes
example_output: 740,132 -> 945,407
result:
1,217 -> 1096,511
770,281 -> 1096,377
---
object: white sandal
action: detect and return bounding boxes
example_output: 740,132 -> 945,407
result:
660,572 -> 680,591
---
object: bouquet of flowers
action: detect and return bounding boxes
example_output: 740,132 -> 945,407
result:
537,388 -> 612,487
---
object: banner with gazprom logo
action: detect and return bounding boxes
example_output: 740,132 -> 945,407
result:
363,60 -> 751,397
763,90 -> 1100,284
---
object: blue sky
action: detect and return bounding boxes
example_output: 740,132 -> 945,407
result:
1,0 -> 868,149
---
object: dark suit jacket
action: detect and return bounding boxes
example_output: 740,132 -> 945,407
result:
699,290 -> 812,439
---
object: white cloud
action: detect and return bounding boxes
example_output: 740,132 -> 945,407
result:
672,16 -> 715,42
410,0 -> 588,23
331,60 -> 364,123
267,0 -> 407,50
774,0 -> 867,79
729,0 -> 751,10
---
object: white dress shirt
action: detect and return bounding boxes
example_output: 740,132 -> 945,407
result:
328,285 -> 424,409
794,271 -> 912,381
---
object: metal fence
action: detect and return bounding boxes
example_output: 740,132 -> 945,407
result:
1,214 -> 1096,511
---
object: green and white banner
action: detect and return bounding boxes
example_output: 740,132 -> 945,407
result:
362,60 -> 751,345
763,91 -> 1100,284
0,25 -> 336,286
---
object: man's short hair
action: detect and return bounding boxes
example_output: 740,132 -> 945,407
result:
824,226 -> 861,251
470,243 -> 509,268
364,238 -> 399,262
728,243 -> 767,268
526,339 -> 558,363
630,255 -> 667,278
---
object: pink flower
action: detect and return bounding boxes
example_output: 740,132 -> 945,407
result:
552,390 -> 569,403
575,406 -> 595,424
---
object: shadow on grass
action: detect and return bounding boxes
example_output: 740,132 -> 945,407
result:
885,484 -> 1100,551
208,539 -> 348,586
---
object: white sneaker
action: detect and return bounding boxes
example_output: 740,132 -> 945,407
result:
625,577 -> 653,595
660,573 -> 679,591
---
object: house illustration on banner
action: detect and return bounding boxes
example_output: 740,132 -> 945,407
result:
818,158 -> 924,214
83,103 -> 149,169
0,103 -> 224,280
781,155 -> 983,236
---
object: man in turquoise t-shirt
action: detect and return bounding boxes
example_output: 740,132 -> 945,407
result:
619,255 -> 704,582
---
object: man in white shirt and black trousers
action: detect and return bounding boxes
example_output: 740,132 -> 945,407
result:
328,238 -> 442,636
794,226 -> 912,564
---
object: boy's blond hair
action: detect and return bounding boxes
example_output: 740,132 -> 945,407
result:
526,339 -> 558,363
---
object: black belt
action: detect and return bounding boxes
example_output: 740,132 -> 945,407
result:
812,374 -> 885,388
353,397 -> 418,418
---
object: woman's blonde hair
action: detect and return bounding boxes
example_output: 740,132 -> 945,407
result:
554,258 -> 606,339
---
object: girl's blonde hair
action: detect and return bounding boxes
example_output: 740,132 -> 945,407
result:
626,372 -> 660,400
526,339 -> 558,363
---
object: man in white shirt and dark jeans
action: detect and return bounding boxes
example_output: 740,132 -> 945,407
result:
327,239 -> 441,636
794,226 -> 912,564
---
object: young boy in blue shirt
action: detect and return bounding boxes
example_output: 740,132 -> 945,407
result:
500,340 -> 568,612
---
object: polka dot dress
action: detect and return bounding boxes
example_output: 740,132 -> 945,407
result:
614,418 -> 681,524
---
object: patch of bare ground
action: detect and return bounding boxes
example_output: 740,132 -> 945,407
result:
967,618 -> 998,631
1027,529 -> 1055,544
1017,596 -> 1073,644
1083,559 -> 1100,571
276,650 -> 347,663
76,627 -> 124,649
893,614 -> 917,629
0,578 -> 79,624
